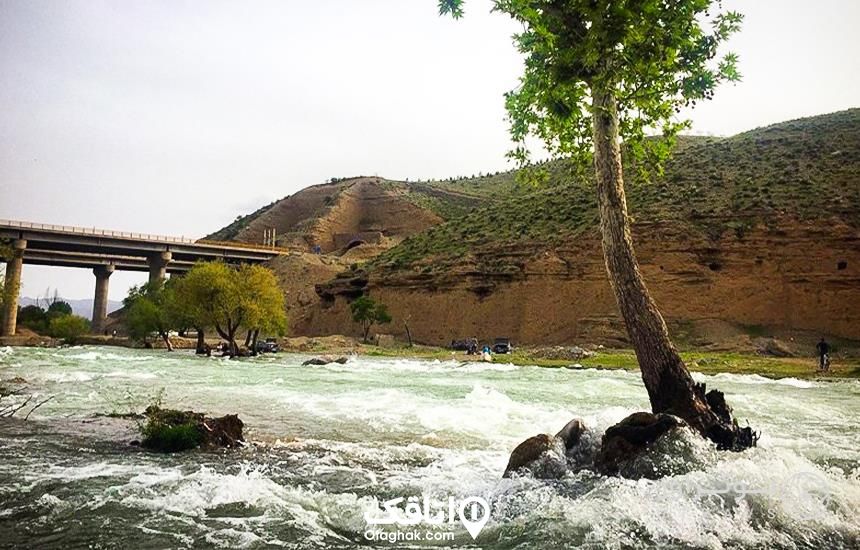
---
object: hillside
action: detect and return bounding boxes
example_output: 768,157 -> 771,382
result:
305,109 -> 860,346
205,176 -> 485,254
372,109 -> 860,273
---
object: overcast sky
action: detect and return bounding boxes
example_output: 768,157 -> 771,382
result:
1,0 -> 858,303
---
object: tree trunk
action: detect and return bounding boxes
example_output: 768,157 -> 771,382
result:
591,87 -> 754,450
250,329 -> 260,356
228,337 -> 239,357
244,330 -> 252,347
363,322 -> 371,344
195,327 -> 206,355
159,330 -> 173,352
404,321 -> 413,347
215,324 -> 238,357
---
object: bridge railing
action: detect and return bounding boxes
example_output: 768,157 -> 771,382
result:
0,218 -> 198,244
0,219 -> 288,254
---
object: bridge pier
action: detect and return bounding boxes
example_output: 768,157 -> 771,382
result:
2,239 -> 27,337
91,264 -> 115,334
148,251 -> 172,284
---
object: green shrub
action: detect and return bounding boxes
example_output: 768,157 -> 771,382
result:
18,305 -> 48,332
141,421 -> 203,452
47,301 -> 73,317
47,314 -> 90,343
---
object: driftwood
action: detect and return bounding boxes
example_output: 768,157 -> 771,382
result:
0,385 -> 54,419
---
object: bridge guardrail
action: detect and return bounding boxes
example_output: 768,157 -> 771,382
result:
0,219 -> 288,254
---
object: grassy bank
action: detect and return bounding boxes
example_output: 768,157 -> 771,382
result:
361,346 -> 860,380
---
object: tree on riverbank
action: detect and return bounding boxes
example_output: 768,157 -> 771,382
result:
168,262 -> 286,357
16,302 -> 87,341
124,281 -> 175,351
439,0 -> 753,449
350,296 -> 392,343
47,314 -> 90,344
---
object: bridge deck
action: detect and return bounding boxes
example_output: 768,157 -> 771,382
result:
0,219 -> 287,269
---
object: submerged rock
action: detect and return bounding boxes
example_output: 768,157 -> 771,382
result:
555,418 -> 585,450
594,412 -> 687,478
140,406 -> 244,452
302,356 -> 349,366
502,418 -> 590,479
503,434 -> 551,477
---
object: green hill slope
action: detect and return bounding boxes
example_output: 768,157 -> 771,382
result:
372,109 -> 860,272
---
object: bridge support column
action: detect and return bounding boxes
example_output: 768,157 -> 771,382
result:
2,239 -> 27,337
148,251 -> 172,284
91,264 -> 115,334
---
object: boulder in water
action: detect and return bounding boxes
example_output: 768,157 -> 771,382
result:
502,434 -> 556,478
502,417 -> 589,478
595,412 -> 687,477
302,356 -> 349,366
555,418 -> 585,450
202,413 -> 244,448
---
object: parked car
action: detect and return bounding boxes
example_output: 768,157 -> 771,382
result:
254,338 -> 280,353
492,338 -> 513,354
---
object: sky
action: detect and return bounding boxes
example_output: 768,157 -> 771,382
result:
1,0 -> 859,303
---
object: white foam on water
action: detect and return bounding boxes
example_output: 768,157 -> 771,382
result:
30,461 -> 140,482
694,372 -> 817,389
40,371 -> 97,383
203,528 -> 264,548
2,346 -> 858,548
81,351 -> 157,362
104,370 -> 158,380
455,361 -> 520,373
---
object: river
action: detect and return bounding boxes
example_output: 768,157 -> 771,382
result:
0,345 -> 858,549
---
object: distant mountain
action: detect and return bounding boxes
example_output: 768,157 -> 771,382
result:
18,297 -> 122,320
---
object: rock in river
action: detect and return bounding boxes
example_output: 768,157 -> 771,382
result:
302,356 -> 349,366
502,417 -> 589,478
594,412 -> 688,478
140,406 -> 244,452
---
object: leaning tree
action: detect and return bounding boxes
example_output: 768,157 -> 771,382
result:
439,0 -> 753,449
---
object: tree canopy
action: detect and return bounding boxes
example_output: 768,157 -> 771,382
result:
167,262 -> 287,355
124,280 -> 175,350
436,1 -> 754,450
47,314 -> 90,344
350,295 -> 392,343
47,300 -> 73,317
439,0 -> 741,174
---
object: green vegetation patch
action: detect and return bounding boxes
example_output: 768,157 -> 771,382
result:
373,109 -> 860,273
140,407 -> 205,452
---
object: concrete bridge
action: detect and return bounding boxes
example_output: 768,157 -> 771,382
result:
1,219 -> 283,336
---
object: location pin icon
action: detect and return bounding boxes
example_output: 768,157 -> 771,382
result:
458,496 -> 490,540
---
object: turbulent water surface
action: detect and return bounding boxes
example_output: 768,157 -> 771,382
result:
0,345 -> 858,549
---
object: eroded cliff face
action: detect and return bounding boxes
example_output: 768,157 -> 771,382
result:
307,179 -> 442,252
300,217 -> 860,345
214,178 -> 445,253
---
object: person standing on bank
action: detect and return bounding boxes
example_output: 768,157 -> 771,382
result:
816,338 -> 831,371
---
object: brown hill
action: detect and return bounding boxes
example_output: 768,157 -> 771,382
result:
304,109 -> 860,347
206,177 -> 482,254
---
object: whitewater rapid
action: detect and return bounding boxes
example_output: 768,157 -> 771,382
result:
0,346 -> 857,549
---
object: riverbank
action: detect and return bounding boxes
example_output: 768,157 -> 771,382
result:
3,332 -> 857,379
360,346 -> 860,380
